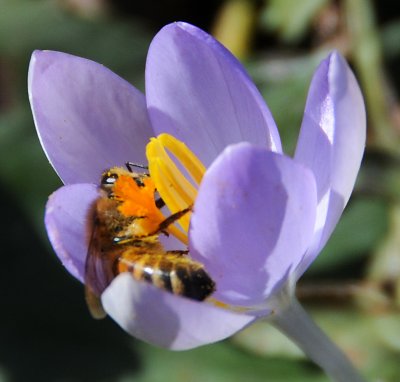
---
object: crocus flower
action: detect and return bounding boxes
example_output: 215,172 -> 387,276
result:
28,21 -> 365,373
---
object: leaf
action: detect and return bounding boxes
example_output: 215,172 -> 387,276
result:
367,203 -> 400,301
0,0 -> 151,84
128,341 -> 328,382
249,51 -> 328,154
307,197 -> 388,276
232,321 -> 305,359
0,0 -> 152,236
0,107 -> 61,236
260,0 -> 329,43
309,308 -> 400,382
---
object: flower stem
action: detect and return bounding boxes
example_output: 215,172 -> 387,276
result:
270,297 -> 366,382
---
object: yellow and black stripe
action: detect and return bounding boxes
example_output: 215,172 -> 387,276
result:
116,251 -> 215,301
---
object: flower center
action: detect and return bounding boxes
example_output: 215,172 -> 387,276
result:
146,133 -> 206,241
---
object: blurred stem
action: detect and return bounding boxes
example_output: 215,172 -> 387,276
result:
211,0 -> 256,60
271,297 -> 366,382
345,0 -> 399,152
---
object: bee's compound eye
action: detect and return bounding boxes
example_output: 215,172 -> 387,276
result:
101,172 -> 118,187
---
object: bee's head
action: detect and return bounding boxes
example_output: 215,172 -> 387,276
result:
101,167 -> 146,192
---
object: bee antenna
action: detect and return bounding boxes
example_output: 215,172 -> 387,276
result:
125,162 -> 149,172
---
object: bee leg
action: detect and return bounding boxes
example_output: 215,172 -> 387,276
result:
155,205 -> 193,233
113,235 -> 155,246
112,235 -> 135,245
166,250 -> 189,256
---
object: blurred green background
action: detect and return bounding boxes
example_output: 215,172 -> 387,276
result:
1,0 -> 400,381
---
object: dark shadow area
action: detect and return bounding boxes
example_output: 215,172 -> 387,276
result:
111,0 -> 220,31
0,183 -> 141,382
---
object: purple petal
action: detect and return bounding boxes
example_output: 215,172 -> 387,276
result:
28,50 -> 153,184
101,273 -> 255,350
45,183 -> 98,282
294,51 -> 366,276
189,143 -> 317,306
145,22 -> 282,167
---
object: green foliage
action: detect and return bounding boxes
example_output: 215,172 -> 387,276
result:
381,20 -> 400,58
260,0 -> 329,42
310,309 -> 400,382
128,341 -> 328,382
1,0 -> 400,380
233,309 -> 400,382
249,51 -> 328,154
308,198 -> 388,275
0,0 -> 151,83
0,0 -> 151,234
0,107 -> 60,234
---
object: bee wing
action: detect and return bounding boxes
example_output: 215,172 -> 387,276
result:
84,207 -> 122,319
85,287 -> 106,319
85,217 -> 109,319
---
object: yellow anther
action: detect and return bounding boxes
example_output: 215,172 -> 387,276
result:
157,133 -> 206,185
146,133 -> 206,238
149,158 -> 191,231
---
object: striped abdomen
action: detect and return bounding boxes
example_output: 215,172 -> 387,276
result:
115,249 -> 215,301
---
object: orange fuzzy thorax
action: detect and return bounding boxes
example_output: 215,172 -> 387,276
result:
113,175 -> 164,234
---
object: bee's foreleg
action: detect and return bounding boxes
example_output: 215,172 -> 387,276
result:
112,236 -> 145,245
166,250 -> 189,256
156,205 -> 193,233
112,235 -> 133,245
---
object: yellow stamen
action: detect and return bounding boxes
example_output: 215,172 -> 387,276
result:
146,133 -> 206,238
157,133 -> 206,185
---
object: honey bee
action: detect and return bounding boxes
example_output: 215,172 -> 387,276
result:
85,162 -> 216,319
